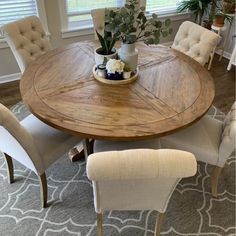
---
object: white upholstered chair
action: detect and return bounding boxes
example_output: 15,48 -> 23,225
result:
160,102 -> 236,197
87,149 -> 197,236
172,21 -> 220,67
0,104 -> 81,207
1,16 -> 51,73
91,8 -> 106,38
91,8 -> 118,38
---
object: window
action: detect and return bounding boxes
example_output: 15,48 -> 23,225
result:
0,0 -> 38,27
146,0 -> 181,14
60,0 -> 125,33
0,0 -> 48,48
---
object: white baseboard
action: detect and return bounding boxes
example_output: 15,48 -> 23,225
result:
0,72 -> 21,84
215,50 -> 232,60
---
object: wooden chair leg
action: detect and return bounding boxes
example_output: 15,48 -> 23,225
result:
39,173 -> 48,208
97,213 -> 103,236
4,153 -> 14,184
155,212 -> 165,236
211,166 -> 223,197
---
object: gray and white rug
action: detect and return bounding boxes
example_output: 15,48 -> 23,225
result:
0,102 -> 235,236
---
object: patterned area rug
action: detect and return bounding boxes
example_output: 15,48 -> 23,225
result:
0,102 -> 235,236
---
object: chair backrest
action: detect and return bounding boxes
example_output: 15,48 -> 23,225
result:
1,16 -> 51,73
172,21 -> 220,66
0,104 -> 43,174
87,149 -> 196,213
91,8 -> 106,38
219,101 -> 236,166
91,8 -> 118,39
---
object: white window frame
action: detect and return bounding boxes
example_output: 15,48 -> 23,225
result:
0,0 -> 49,49
59,0 -> 191,39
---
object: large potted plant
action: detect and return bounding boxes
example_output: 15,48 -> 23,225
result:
104,0 -> 172,71
177,0 -> 212,25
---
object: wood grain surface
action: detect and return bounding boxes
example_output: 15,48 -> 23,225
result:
20,41 -> 215,141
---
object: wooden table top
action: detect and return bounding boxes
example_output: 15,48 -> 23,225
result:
20,41 -> 215,141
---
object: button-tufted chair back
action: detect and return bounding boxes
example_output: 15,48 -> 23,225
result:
91,8 -> 106,38
87,149 -> 197,236
172,21 -> 220,66
219,101 -> 236,166
1,16 -> 51,73
91,8 -> 119,39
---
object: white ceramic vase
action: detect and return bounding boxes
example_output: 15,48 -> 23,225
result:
118,43 -> 138,71
94,47 -> 118,66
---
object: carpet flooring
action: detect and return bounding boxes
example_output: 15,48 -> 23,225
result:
0,102 -> 235,236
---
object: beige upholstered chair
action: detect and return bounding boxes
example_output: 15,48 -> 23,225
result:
0,104 -> 81,207
91,8 -> 118,38
1,16 -> 51,73
160,101 -> 236,197
87,149 -> 197,236
172,21 -> 220,66
91,8 -> 106,38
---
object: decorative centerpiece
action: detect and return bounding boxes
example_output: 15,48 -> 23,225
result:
93,0 -> 172,84
104,0 -> 172,71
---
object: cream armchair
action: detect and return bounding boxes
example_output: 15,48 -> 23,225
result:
87,149 -> 197,236
172,21 -> 220,66
160,102 -> 236,197
0,104 -> 81,207
1,16 -> 51,73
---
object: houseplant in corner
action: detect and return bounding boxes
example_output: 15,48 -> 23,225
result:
104,0 -> 172,71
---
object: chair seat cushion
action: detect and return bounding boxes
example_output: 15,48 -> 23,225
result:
21,115 -> 80,169
160,116 -> 223,165
94,138 -> 161,153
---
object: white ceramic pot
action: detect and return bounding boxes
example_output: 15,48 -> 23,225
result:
94,47 -> 118,66
118,43 -> 138,71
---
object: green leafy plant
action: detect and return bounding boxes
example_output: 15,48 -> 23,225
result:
124,63 -> 131,72
104,0 -> 172,45
214,10 -> 234,24
177,0 -> 212,25
96,24 -> 118,55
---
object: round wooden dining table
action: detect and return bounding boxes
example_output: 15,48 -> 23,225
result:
20,41 -> 215,144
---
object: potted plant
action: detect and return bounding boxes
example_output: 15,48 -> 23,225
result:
213,10 -> 234,26
94,23 -> 119,66
104,0 -> 172,71
123,64 -> 132,79
176,0 -> 212,25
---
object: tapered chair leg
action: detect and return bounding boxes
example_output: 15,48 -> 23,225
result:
4,153 -> 14,184
211,166 -> 223,197
155,212 -> 165,236
97,213 -> 103,236
39,173 -> 48,208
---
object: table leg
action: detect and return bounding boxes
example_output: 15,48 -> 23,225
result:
83,138 -> 94,160
68,139 -> 94,162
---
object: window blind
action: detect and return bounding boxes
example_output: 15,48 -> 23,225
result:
65,0 -> 124,29
0,0 -> 38,27
146,0 -> 180,13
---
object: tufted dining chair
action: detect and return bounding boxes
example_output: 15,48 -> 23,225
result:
172,21 -> 220,67
91,8 -> 119,38
87,149 -> 197,236
160,101 -> 236,197
1,16 -> 51,73
0,104 -> 81,208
